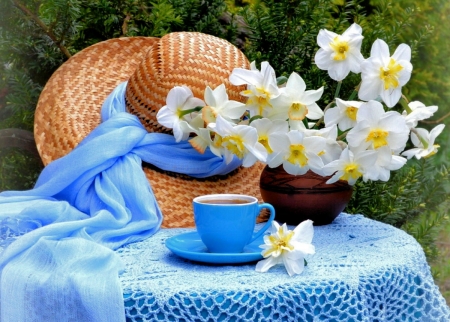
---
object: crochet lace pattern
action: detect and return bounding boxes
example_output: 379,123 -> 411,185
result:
2,214 -> 449,321
118,213 -> 450,321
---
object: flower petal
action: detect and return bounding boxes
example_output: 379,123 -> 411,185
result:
342,23 -> 363,38
430,124 -> 445,144
293,219 -> 314,243
213,83 -> 228,105
221,101 -> 247,119
156,106 -> 178,129
255,256 -> 279,273
283,161 -> 308,176
358,76 -> 382,101
328,61 -> 351,81
317,29 -> 337,48
300,87 -> 324,105
392,43 -> 411,62
202,106 -> 217,124
305,103 -> 324,120
229,68 -> 262,86
314,49 -> 333,70
380,87 -> 402,108
370,39 -> 390,62
286,72 -> 306,94
204,86 -> 216,107
283,255 -> 305,276
184,97 -> 205,110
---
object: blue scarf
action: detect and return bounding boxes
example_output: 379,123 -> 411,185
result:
0,82 -> 241,321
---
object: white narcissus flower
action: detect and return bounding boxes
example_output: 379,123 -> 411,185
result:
209,115 -> 267,167
156,86 -> 205,142
359,39 -> 412,108
402,124 -> 445,160
324,98 -> 363,131
362,146 -> 407,182
269,72 -> 324,121
314,23 -> 365,81
402,101 -> 438,129
188,127 -> 213,155
229,61 -> 280,117
201,84 -> 247,124
346,100 -> 410,154
250,118 -> 289,154
303,125 -> 343,166
323,147 -> 378,185
256,220 -> 315,276
268,130 -> 325,176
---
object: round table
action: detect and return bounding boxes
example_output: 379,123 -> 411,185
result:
118,213 -> 450,321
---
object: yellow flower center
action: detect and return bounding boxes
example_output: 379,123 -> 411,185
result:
289,102 -> 308,120
258,135 -> 273,154
176,107 -> 184,119
222,134 -> 246,159
366,129 -> 389,149
256,88 -> 273,115
202,106 -> 217,124
330,36 -> 350,61
263,229 -> 294,257
424,144 -> 440,158
212,134 -> 223,149
243,88 -> 273,115
287,144 -> 308,166
379,58 -> 404,90
345,106 -> 358,121
340,163 -> 362,182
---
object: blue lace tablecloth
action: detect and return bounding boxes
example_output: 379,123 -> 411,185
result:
118,213 -> 450,322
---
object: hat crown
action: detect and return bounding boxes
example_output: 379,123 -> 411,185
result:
34,34 -> 264,228
125,32 -> 249,133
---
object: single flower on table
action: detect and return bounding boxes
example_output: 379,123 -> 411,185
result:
255,220 -> 316,276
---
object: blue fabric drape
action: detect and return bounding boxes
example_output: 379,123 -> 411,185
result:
0,82 -> 241,322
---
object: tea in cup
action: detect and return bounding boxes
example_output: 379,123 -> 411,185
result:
193,194 -> 275,253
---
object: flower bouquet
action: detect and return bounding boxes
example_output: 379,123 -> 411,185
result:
156,23 -> 444,223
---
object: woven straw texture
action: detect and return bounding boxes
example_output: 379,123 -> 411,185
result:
35,37 -> 158,164
125,32 -> 249,133
34,34 -> 265,228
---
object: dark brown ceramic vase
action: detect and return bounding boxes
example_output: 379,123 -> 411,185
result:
259,165 -> 353,225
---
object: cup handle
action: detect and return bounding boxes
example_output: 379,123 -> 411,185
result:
248,203 -> 275,244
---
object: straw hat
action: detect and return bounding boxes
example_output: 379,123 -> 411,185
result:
34,32 -> 266,228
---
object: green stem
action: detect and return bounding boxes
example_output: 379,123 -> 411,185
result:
334,81 -> 342,99
410,127 -> 429,148
337,130 -> 349,141
347,82 -> 361,101
314,100 -> 336,128
302,117 -> 309,129
400,95 -> 412,114
248,115 -> 263,124
178,106 -> 204,118
276,76 -> 288,86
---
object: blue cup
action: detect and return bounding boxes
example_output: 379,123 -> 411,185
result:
193,194 -> 275,253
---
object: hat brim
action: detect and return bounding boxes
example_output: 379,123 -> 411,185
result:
34,37 -> 266,228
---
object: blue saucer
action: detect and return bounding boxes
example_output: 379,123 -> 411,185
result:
165,231 -> 264,264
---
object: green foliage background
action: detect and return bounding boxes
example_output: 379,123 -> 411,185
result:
0,0 -> 449,269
